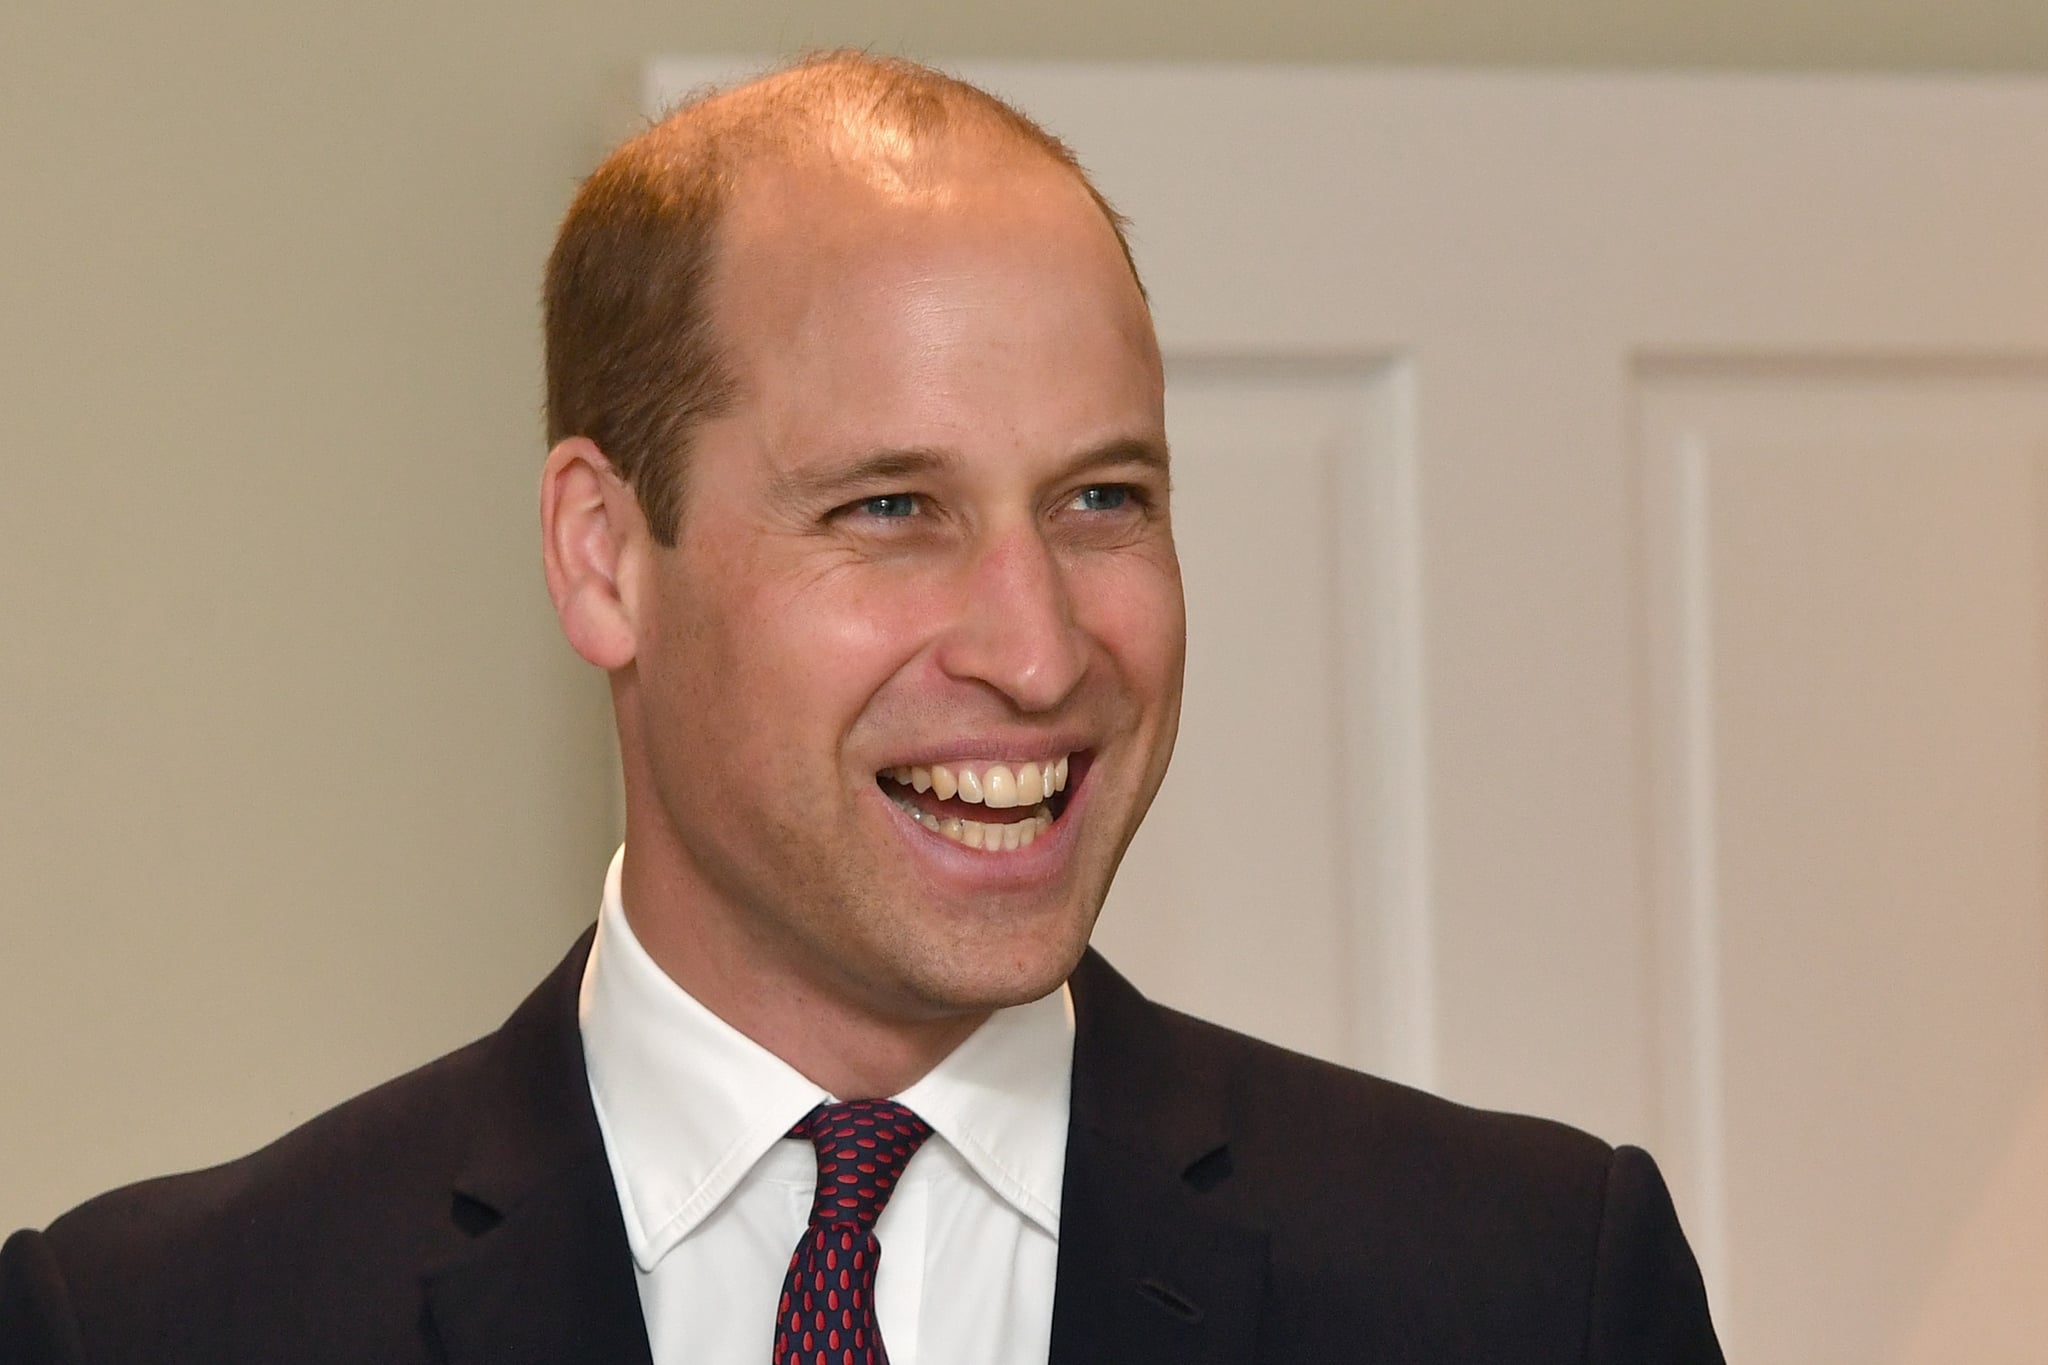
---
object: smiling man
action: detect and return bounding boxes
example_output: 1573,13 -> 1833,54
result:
1,53 -> 1721,1364
545,111 -> 1183,1107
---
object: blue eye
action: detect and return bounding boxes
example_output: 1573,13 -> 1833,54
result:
1074,485 -> 1130,512
859,494 -> 919,519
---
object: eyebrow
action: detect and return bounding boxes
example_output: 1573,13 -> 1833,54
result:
767,447 -> 958,506
1067,436 -> 1173,484
769,436 -> 1171,505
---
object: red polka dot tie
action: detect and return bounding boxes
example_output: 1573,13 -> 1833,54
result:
775,1099 -> 933,1365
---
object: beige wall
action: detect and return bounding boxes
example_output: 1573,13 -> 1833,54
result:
4,0 -> 2045,1227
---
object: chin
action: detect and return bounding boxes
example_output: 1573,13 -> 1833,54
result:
897,923 -> 1093,1017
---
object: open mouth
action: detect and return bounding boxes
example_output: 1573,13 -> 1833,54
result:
874,753 -> 1082,852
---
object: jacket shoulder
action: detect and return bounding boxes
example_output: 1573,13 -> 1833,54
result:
1178,1003 -> 1612,1183
12,929 -> 603,1364
21,1034 -> 496,1360
46,1031 -> 493,1251
1108,988 -> 1720,1360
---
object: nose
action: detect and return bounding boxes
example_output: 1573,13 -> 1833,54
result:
934,523 -> 1088,713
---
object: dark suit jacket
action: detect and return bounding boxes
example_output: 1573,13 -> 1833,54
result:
2,933 -> 1722,1363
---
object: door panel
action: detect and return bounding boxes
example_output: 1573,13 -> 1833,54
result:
1640,364 -> 2048,1358
1096,359 -> 1426,1075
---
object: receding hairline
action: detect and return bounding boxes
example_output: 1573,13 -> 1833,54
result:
629,52 -> 1143,284
659,53 -> 1078,169
541,51 -> 1147,546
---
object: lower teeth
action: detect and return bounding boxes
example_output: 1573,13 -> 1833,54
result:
887,791 -> 1053,850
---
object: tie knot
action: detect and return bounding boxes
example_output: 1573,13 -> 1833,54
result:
789,1099 -> 932,1230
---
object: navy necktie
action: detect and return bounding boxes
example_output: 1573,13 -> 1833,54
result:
776,1099 -> 933,1365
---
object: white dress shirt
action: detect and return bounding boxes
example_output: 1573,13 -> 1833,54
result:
579,846 -> 1073,1365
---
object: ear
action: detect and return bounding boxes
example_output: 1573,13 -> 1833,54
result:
540,437 -> 645,670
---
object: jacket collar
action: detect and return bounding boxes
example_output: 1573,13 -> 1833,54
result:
1051,950 -> 1269,1365
422,928 -> 654,1365
416,936 -> 1267,1365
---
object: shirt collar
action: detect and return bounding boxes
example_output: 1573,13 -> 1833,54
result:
578,845 -> 1074,1272
898,961 -> 1073,1240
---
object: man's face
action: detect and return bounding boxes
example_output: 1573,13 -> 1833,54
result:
618,151 -> 1183,1025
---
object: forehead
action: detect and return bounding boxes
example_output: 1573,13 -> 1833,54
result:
699,147 -> 1162,456
713,143 -> 1148,343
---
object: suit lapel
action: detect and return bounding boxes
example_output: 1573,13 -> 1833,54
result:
414,938 -> 1267,1365
1050,952 -> 1268,1365
421,930 -> 654,1365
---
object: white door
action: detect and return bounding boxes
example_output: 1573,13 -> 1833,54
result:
646,62 -> 2048,1364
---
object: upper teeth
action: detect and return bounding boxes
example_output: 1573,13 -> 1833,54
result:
884,756 -> 1070,808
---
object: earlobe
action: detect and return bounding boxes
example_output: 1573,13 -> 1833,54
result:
540,437 -> 642,671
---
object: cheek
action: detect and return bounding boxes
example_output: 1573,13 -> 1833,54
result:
1076,553 -> 1187,694
793,583 -> 934,668
697,558 -> 954,733
639,551 -> 791,762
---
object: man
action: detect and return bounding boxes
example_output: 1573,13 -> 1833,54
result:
1,53 -> 1723,1363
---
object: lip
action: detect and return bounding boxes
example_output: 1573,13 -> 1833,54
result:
872,733 -> 1095,771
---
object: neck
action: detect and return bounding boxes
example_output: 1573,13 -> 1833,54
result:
618,844 -> 987,1100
